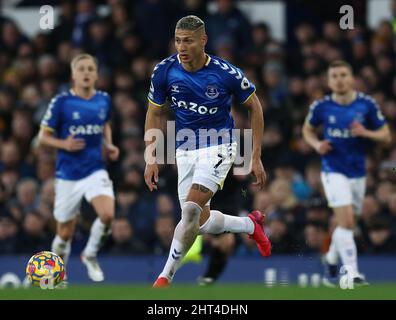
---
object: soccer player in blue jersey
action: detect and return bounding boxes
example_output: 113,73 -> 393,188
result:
38,54 -> 119,282
144,15 -> 271,287
303,60 -> 391,286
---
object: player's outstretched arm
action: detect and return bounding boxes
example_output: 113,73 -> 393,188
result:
103,122 -> 119,161
243,93 -> 266,189
38,127 -> 86,152
144,102 -> 162,191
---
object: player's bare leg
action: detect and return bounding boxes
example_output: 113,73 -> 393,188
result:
154,184 -> 271,287
81,195 -> 114,282
154,184 -> 212,287
51,217 -> 77,287
325,205 -> 367,286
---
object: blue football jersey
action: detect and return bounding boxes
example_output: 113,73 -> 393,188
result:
148,54 -> 256,149
41,90 -> 111,180
306,92 -> 387,177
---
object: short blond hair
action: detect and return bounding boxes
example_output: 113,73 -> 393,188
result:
328,60 -> 353,73
70,53 -> 98,70
175,15 -> 205,32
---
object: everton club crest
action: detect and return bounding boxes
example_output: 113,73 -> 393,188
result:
205,85 -> 219,99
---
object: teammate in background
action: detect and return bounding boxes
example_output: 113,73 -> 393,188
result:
144,15 -> 271,288
38,54 -> 119,282
303,60 -> 391,286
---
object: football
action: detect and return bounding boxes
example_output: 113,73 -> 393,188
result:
26,251 -> 66,288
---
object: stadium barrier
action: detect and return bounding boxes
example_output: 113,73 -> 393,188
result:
0,255 -> 395,287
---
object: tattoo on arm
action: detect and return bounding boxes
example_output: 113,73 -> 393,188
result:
191,184 -> 210,193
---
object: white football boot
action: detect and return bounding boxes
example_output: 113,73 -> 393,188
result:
80,255 -> 105,282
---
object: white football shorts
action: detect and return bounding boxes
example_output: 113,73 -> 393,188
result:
176,142 -> 237,207
54,169 -> 114,223
320,172 -> 366,215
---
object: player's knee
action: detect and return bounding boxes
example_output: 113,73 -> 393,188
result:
57,225 -> 74,241
338,221 -> 355,230
345,221 -> 355,230
95,203 -> 114,225
99,211 -> 114,225
181,201 -> 202,224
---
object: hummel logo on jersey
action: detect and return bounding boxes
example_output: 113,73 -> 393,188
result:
73,112 -> 80,120
171,85 -> 180,93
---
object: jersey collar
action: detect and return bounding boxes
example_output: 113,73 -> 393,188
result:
205,54 -> 211,66
70,89 -> 97,99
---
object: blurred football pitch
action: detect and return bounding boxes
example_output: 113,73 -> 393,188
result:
0,283 -> 395,300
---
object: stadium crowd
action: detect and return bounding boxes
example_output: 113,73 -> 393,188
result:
0,0 -> 395,258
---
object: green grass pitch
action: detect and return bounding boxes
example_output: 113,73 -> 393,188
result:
0,283 -> 395,300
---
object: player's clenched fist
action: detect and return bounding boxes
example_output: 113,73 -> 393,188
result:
105,144 -> 120,161
144,163 -> 159,191
350,121 -> 367,137
62,134 -> 86,152
315,140 -> 332,155
251,158 -> 267,190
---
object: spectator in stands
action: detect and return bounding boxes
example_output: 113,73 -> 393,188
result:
156,193 -> 176,214
304,197 -> 329,225
385,192 -> 396,237
252,190 -> 272,214
8,178 -> 39,223
85,18 -> 121,69
250,23 -> 271,65
48,0 -> 76,53
108,2 -> 136,40
106,217 -> 149,255
37,178 -> 55,223
0,217 -> 18,254
301,221 -> 327,255
16,210 -> 51,254
205,0 -> 252,58
0,20 -> 28,56
262,61 -> 288,108
0,87 -> 15,138
376,181 -> 394,209
267,213 -> 298,254
134,0 -> 178,58
71,0 -> 97,48
153,213 -> 176,255
0,170 -> 19,199
0,181 -> 11,218
365,216 -> 396,254
268,178 -> 298,218
0,140 -> 21,172
115,181 -> 156,245
11,109 -> 36,163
